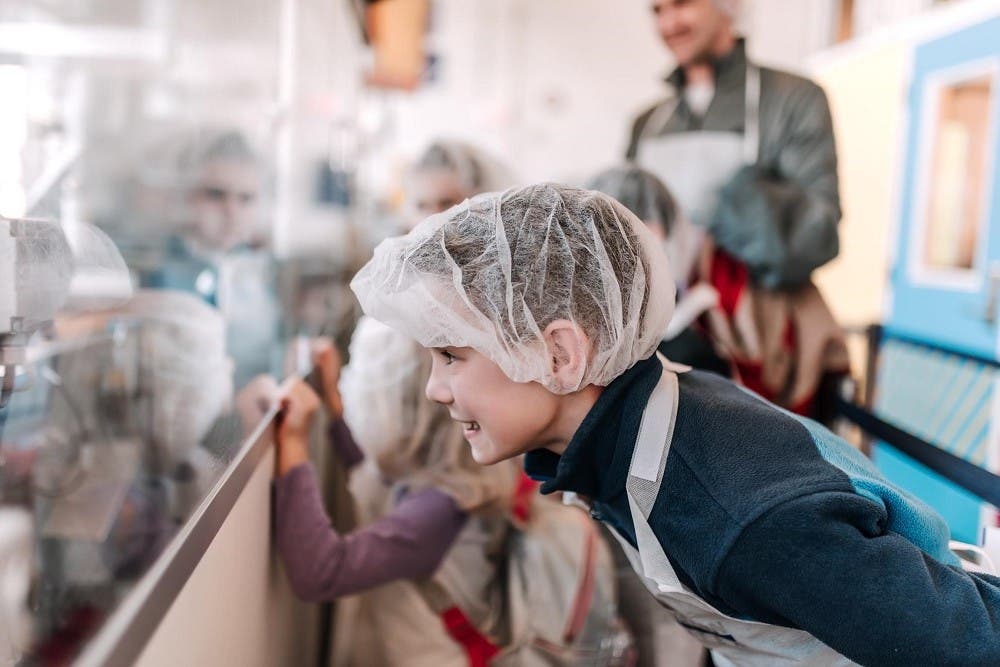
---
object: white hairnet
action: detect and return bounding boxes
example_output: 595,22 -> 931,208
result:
587,165 -> 679,236
1,218 -> 133,328
168,128 -> 259,194
587,166 -> 704,290
340,316 -> 424,456
411,140 -> 514,196
63,221 -> 134,310
351,183 -> 675,393
124,290 -> 233,466
1,218 -> 74,328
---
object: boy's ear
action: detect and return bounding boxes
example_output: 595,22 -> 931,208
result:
542,319 -> 590,392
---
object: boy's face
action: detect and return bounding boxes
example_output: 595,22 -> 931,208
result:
425,346 -> 563,465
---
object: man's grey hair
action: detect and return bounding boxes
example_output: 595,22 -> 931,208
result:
712,0 -> 741,18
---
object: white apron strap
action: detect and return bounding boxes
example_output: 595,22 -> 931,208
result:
639,64 -> 762,167
638,93 -> 681,144
627,355 -> 682,517
625,355 -> 686,589
743,64 -> 761,165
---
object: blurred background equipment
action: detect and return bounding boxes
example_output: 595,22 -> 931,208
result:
0,218 -> 73,408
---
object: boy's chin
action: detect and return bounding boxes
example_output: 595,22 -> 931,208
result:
468,437 -> 527,466
468,443 -> 502,466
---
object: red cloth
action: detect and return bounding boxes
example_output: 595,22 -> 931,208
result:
511,472 -> 539,524
709,249 -> 747,318
440,606 -> 501,667
707,249 -> 819,416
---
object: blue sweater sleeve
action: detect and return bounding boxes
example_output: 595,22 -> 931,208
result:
715,491 -> 1000,666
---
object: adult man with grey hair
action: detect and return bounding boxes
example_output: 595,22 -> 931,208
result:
627,0 -> 847,425
627,0 -> 841,290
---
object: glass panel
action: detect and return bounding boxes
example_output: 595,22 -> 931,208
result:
1,321 -> 258,664
922,73 -> 994,271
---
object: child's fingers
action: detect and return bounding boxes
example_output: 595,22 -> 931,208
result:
276,378 -> 322,414
311,342 -> 342,381
310,337 -> 332,355
277,375 -> 300,399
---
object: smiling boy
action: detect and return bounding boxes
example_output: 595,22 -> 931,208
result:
350,183 -> 1000,666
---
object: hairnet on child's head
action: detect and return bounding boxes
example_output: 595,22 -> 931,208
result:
587,165 -> 679,237
340,316 -> 425,456
124,290 -> 233,464
412,140 -> 513,195
351,183 -> 675,394
179,129 -> 257,175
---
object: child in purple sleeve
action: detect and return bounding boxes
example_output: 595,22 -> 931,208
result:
273,323 -> 520,666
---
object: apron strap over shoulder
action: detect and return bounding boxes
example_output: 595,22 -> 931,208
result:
627,356 -> 681,519
638,64 -> 762,167
639,94 -> 682,143
743,64 -> 761,165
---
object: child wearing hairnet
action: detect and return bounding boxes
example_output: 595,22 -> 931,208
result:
588,165 -> 729,380
284,182 -> 1000,666
139,129 -> 281,389
271,326 -> 530,665
405,140 -> 515,229
588,166 -> 846,422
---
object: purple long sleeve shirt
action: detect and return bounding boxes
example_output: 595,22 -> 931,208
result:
274,420 -> 468,602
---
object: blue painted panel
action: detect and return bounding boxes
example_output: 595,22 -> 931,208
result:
889,16 -> 1000,358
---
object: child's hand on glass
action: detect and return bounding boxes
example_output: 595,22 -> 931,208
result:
236,374 -> 279,437
274,378 -> 321,476
310,339 -> 344,420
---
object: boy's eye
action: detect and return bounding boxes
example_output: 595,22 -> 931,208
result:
435,348 -> 457,365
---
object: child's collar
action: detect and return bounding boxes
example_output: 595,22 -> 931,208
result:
523,355 -> 663,501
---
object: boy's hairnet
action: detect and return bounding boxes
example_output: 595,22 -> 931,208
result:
412,140 -> 514,195
587,165 -> 679,236
351,183 -> 675,393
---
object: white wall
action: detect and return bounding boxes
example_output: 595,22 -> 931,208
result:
368,0 -> 668,187
810,42 -> 908,335
504,0 -> 670,183
745,0 -> 839,71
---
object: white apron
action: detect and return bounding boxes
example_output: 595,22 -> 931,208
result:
635,65 -> 761,231
607,355 -> 859,666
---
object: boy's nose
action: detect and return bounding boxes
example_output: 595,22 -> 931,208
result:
425,364 -> 453,406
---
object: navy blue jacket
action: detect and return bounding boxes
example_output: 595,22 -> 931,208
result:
525,355 -> 1000,666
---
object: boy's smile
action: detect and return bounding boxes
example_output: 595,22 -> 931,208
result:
425,345 -> 602,465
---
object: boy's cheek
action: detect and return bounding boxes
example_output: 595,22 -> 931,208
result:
488,431 -> 537,464
467,430 -> 521,466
